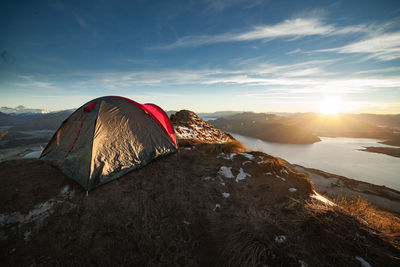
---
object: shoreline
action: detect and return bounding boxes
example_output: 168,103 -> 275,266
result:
290,163 -> 400,214
359,146 -> 400,158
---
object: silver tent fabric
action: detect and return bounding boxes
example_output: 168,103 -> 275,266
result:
40,96 -> 177,191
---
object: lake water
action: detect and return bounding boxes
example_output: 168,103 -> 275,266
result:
232,134 -> 400,191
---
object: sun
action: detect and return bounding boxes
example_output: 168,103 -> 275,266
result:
318,97 -> 343,115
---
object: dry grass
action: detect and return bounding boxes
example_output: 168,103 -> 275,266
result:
178,138 -> 247,154
334,197 -> 400,244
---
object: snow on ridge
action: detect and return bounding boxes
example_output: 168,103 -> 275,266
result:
236,168 -> 251,182
217,152 -> 236,160
311,191 -> 335,206
276,175 -> 286,181
239,153 -> 254,160
219,166 -> 234,179
280,168 -> 289,175
173,112 -> 230,143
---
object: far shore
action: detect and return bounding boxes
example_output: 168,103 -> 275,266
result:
290,164 -> 400,214
359,146 -> 400,158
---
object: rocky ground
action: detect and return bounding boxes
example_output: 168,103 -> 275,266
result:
171,110 -> 231,143
0,110 -> 399,266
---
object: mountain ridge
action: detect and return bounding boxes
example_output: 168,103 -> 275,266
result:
0,110 -> 399,266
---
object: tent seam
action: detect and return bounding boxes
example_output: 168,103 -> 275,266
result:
87,101 -> 101,191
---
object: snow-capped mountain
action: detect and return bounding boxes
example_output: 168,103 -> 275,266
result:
0,105 -> 50,114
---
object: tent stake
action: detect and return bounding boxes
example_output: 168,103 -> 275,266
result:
86,191 -> 88,197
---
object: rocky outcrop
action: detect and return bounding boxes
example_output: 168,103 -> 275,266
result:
171,110 -> 232,143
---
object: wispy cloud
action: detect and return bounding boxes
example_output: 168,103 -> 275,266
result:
67,63 -> 400,96
154,17 -> 366,49
10,75 -> 60,90
75,15 -> 88,28
316,31 -> 400,61
355,66 -> 400,75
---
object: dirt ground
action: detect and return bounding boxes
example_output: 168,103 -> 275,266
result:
1,141 -> 400,266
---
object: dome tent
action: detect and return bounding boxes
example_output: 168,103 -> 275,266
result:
40,96 -> 177,191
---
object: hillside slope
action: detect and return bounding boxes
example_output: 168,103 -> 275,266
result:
0,111 -> 399,266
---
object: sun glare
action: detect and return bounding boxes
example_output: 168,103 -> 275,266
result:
318,98 -> 343,115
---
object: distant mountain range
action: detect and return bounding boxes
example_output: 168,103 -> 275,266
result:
1,105 -> 399,144
0,105 -> 74,130
0,105 -> 50,114
210,113 -> 321,144
8,110 -> 73,131
210,112 -> 400,144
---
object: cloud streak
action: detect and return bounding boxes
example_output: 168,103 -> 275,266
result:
61,63 -> 400,96
155,17 -> 366,49
316,31 -> 400,61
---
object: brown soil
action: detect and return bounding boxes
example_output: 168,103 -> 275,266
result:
1,141 -> 399,266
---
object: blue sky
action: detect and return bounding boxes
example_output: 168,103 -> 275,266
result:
0,0 -> 400,113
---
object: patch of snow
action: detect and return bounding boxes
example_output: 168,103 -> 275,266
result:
0,201 -> 56,226
298,260 -> 308,267
264,172 -> 273,176
60,185 -> 69,195
242,160 -> 251,166
280,168 -> 289,175
174,116 -> 230,143
355,256 -> 372,267
236,168 -> 251,182
184,147 -> 192,150
174,126 -> 198,139
24,231 -> 31,241
218,166 -> 234,179
310,191 -> 336,206
218,153 -> 236,160
0,186 -> 75,228
220,181 -> 226,186
288,188 -> 297,192
276,175 -> 286,181
213,204 -> 221,211
239,152 -> 254,160
183,220 -> 191,225
275,235 -> 286,243
222,192 -> 230,198
203,176 -> 212,181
